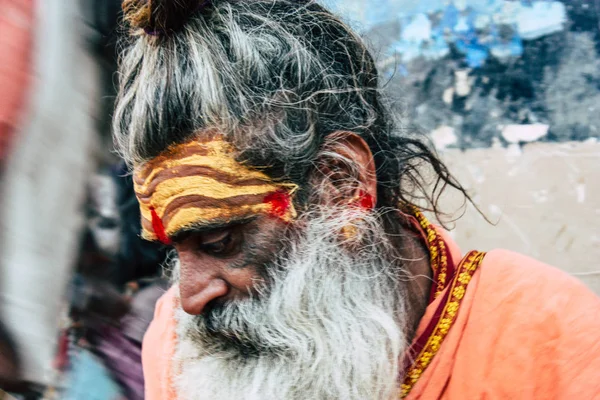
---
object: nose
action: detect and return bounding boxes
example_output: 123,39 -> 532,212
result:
178,252 -> 229,315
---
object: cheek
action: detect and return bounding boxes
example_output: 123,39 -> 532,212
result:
242,217 -> 292,270
176,247 -> 265,297
228,268 -> 265,295
174,216 -> 291,299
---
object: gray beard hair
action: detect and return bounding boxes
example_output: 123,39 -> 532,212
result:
173,210 -> 410,400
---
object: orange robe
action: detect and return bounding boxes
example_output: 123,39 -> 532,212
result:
407,247 -> 600,399
142,234 -> 600,399
143,285 -> 178,400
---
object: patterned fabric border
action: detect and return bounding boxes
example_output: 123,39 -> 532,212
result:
400,250 -> 486,398
410,207 -> 452,300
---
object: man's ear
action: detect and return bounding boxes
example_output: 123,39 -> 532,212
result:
312,131 -> 377,207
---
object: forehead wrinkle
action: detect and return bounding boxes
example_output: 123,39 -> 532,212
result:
135,136 -> 298,241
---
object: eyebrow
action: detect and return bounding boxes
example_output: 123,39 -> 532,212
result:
169,216 -> 257,243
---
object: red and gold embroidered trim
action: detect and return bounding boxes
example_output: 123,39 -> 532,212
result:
400,250 -> 486,398
410,207 -> 451,300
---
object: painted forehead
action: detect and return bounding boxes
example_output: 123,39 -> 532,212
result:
133,136 -> 297,244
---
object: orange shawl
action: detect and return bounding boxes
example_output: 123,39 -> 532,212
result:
406,246 -> 600,399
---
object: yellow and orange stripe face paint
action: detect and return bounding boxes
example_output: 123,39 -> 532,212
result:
133,137 -> 297,244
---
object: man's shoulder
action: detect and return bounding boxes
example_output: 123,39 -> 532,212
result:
142,285 -> 179,400
478,249 -> 596,298
142,286 -> 178,352
453,249 -> 600,396
472,248 -> 600,332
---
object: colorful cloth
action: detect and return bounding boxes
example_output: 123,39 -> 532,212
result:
141,229 -> 600,399
142,286 -> 178,400
63,350 -> 123,400
134,136 -> 297,244
0,0 -> 34,162
405,244 -> 600,399
96,326 -> 144,400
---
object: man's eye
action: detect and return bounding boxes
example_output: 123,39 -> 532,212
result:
199,230 -> 239,256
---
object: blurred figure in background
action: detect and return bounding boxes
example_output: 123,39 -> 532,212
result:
1,0 -> 168,396
63,167 -> 167,400
0,0 -> 35,392
0,0 -> 102,395
0,0 -> 33,162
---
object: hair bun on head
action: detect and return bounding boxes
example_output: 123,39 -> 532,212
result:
122,0 -> 211,36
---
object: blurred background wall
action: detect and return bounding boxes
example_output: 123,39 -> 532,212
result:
0,0 -> 100,387
325,0 -> 600,293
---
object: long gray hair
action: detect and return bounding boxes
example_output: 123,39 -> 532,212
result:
113,0 -> 470,215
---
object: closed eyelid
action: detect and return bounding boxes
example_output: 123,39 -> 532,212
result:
170,216 -> 257,243
199,228 -> 232,244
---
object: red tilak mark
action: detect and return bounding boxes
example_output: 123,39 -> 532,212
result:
150,206 -> 172,245
264,190 -> 291,219
357,190 -> 375,210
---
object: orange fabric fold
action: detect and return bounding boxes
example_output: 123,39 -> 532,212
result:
142,286 -> 178,400
406,247 -> 600,399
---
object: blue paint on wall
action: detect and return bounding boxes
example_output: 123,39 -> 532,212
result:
327,0 -> 566,70
324,0 -> 599,146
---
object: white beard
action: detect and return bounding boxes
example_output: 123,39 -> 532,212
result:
173,210 -> 410,400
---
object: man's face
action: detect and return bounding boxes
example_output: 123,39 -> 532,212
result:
136,136 -> 408,398
132,136 -> 297,323
172,214 -> 288,318
88,174 -> 121,259
172,208 -> 408,400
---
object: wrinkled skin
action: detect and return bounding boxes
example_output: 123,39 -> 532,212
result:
171,132 -> 431,336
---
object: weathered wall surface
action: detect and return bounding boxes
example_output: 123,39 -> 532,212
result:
327,0 -> 600,146
439,141 -> 600,294
323,0 -> 600,293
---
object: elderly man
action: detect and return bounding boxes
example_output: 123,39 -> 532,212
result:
114,0 -> 600,399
